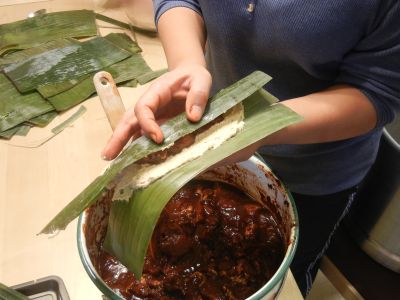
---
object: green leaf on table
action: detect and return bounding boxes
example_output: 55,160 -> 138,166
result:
0,282 -> 29,300
27,111 -> 58,127
120,79 -> 138,88
37,74 -> 92,98
0,74 -> 53,132
120,68 -> 168,87
104,32 -> 142,54
136,68 -> 168,85
14,124 -> 32,136
51,106 -> 87,134
0,38 -> 79,68
32,32 -> 142,99
3,36 -> 132,94
0,10 -> 97,54
96,13 -> 157,36
0,126 -> 19,139
47,53 -> 153,111
0,124 -> 31,139
39,71 -> 272,234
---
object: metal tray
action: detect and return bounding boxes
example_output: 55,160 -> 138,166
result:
11,276 -> 70,300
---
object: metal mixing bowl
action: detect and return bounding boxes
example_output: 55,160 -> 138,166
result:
77,155 -> 299,300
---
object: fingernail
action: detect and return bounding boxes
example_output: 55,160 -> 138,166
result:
190,104 -> 203,121
150,133 -> 158,142
101,153 -> 110,161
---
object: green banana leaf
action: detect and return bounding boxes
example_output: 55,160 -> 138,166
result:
44,75 -> 97,111
120,69 -> 168,88
27,111 -> 58,127
45,30 -> 156,111
0,126 -> 19,139
104,33 -> 142,54
36,32 -> 141,99
37,74 -> 92,98
0,38 -> 78,68
0,282 -> 29,300
136,68 -> 168,85
51,106 -> 87,135
3,36 -> 132,94
0,45 -> 23,57
0,10 -> 97,54
0,74 -> 54,132
95,13 -> 157,37
47,53 -> 153,111
14,124 -> 32,136
40,71 -> 272,234
104,89 -> 303,278
0,124 -> 31,139
35,33 -> 141,99
120,79 -> 138,88
0,111 -> 56,139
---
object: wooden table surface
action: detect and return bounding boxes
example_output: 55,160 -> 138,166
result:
0,1 -> 303,299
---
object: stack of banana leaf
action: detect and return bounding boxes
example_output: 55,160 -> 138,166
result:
0,10 -> 164,139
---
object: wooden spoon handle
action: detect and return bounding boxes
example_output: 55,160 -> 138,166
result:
93,71 -> 126,131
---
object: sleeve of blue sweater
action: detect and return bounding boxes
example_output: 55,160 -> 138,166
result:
335,1 -> 400,127
153,0 -> 202,24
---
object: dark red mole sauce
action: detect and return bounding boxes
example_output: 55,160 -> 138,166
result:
88,180 -> 286,300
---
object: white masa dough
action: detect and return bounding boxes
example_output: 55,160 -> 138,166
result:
112,104 -> 245,202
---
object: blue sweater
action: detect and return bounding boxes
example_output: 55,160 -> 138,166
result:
153,0 -> 400,195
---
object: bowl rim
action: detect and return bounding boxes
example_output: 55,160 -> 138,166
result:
78,212 -> 123,299
77,155 -> 299,300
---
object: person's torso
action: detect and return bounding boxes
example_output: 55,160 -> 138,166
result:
200,0 -> 379,98
199,0 -> 383,195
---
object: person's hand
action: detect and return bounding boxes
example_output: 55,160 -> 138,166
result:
101,65 -> 212,160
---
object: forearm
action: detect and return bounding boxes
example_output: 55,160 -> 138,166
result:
157,7 -> 206,69
263,85 -> 378,146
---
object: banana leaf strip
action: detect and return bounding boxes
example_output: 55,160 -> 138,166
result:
14,124 -> 32,136
3,36 -> 132,94
0,38 -> 78,68
0,125 -> 20,139
0,10 -> 97,53
136,68 -> 168,85
0,45 -> 24,57
120,79 -> 138,88
120,68 -> 168,87
0,124 -> 32,139
104,90 -> 303,278
96,13 -> 157,36
0,282 -> 29,300
51,106 -> 87,134
40,71 -> 272,234
0,127 -> 17,139
27,111 -> 58,127
47,54 -> 153,111
104,33 -> 142,54
110,54 -> 152,82
37,33 -> 141,99
0,74 -> 54,132
37,74 -> 92,98
45,76 -> 96,111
